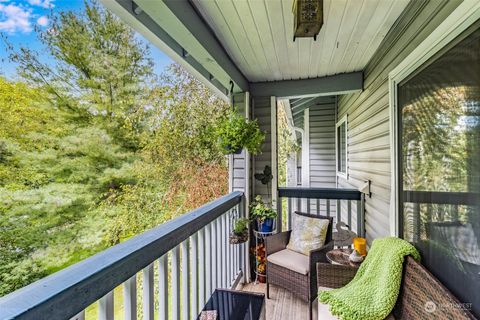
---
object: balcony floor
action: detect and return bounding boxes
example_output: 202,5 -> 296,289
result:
241,283 -> 316,320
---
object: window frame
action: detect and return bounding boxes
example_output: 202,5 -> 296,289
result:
335,114 -> 348,179
388,1 -> 480,236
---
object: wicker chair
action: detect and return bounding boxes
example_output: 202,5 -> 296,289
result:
265,212 -> 334,320
316,256 -> 477,320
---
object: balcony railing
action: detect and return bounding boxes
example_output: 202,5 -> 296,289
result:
277,187 -> 365,237
0,191 -> 246,320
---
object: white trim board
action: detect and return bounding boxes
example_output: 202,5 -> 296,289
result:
388,0 -> 480,236
335,114 -> 348,181
302,109 -> 310,188
271,96 -> 278,209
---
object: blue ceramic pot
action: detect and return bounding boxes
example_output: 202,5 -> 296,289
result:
259,218 -> 274,233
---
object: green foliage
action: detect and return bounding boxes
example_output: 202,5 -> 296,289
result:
6,0 -> 154,150
215,108 -> 265,155
250,195 -> 277,222
233,218 -> 250,234
0,1 -> 229,296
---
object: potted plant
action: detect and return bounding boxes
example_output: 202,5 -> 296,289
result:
215,108 -> 265,155
229,217 -> 250,244
250,195 -> 277,233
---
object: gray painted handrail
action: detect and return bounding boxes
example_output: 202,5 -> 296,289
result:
278,187 -> 362,200
0,191 -> 244,320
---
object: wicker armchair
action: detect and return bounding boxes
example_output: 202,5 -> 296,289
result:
265,212 -> 334,320
316,256 -> 477,320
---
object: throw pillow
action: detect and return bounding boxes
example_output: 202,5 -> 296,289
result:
286,212 -> 330,255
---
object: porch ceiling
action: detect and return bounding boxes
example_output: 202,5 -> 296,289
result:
101,0 -> 409,100
192,0 -> 410,82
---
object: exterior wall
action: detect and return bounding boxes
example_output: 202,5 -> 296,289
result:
300,98 -> 338,216
252,96 -> 274,202
337,0 -> 462,242
308,98 -> 336,188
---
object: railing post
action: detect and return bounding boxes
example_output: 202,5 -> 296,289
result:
359,193 -> 365,238
123,275 -> 137,320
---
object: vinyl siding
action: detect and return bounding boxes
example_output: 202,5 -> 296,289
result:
252,96 -> 273,201
307,99 -> 338,217
337,0 -> 462,243
231,93 -> 247,192
309,100 -> 336,189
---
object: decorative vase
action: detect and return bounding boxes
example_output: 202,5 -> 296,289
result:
229,231 -> 248,244
259,218 -> 274,232
349,250 -> 364,263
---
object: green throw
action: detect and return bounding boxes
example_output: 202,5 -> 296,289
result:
319,237 -> 420,320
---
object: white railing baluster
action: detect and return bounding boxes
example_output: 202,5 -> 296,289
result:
191,234 -> 198,317
143,263 -> 154,320
172,246 -> 181,320
205,223 -> 212,297
216,218 -> 222,288
181,239 -> 190,320
221,213 -> 227,288
70,310 -> 85,320
227,211 -> 232,287
158,254 -> 168,320
212,220 -> 218,291
198,228 -> 206,310
123,275 -> 137,320
98,291 -> 114,320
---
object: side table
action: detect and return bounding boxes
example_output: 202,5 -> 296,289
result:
326,248 -> 363,268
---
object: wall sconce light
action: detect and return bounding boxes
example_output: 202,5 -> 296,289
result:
293,0 -> 323,41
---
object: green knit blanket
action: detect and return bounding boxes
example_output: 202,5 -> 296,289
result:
319,237 -> 420,320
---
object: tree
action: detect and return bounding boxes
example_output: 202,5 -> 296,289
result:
6,0 -> 154,150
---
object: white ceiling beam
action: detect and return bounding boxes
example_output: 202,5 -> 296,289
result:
249,72 -> 363,98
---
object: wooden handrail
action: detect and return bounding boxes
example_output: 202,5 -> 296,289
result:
0,191 -> 244,320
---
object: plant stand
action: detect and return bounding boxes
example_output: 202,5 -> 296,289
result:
253,228 -> 276,285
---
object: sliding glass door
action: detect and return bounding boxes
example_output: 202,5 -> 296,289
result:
398,25 -> 480,316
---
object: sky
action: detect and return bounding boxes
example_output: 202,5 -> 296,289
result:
0,0 -> 173,78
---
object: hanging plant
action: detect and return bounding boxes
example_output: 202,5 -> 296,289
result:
229,217 -> 250,244
215,108 -> 265,155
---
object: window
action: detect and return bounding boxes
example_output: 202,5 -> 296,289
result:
336,115 -> 348,177
398,25 -> 480,317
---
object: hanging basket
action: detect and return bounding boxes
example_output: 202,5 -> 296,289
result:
229,231 -> 248,244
